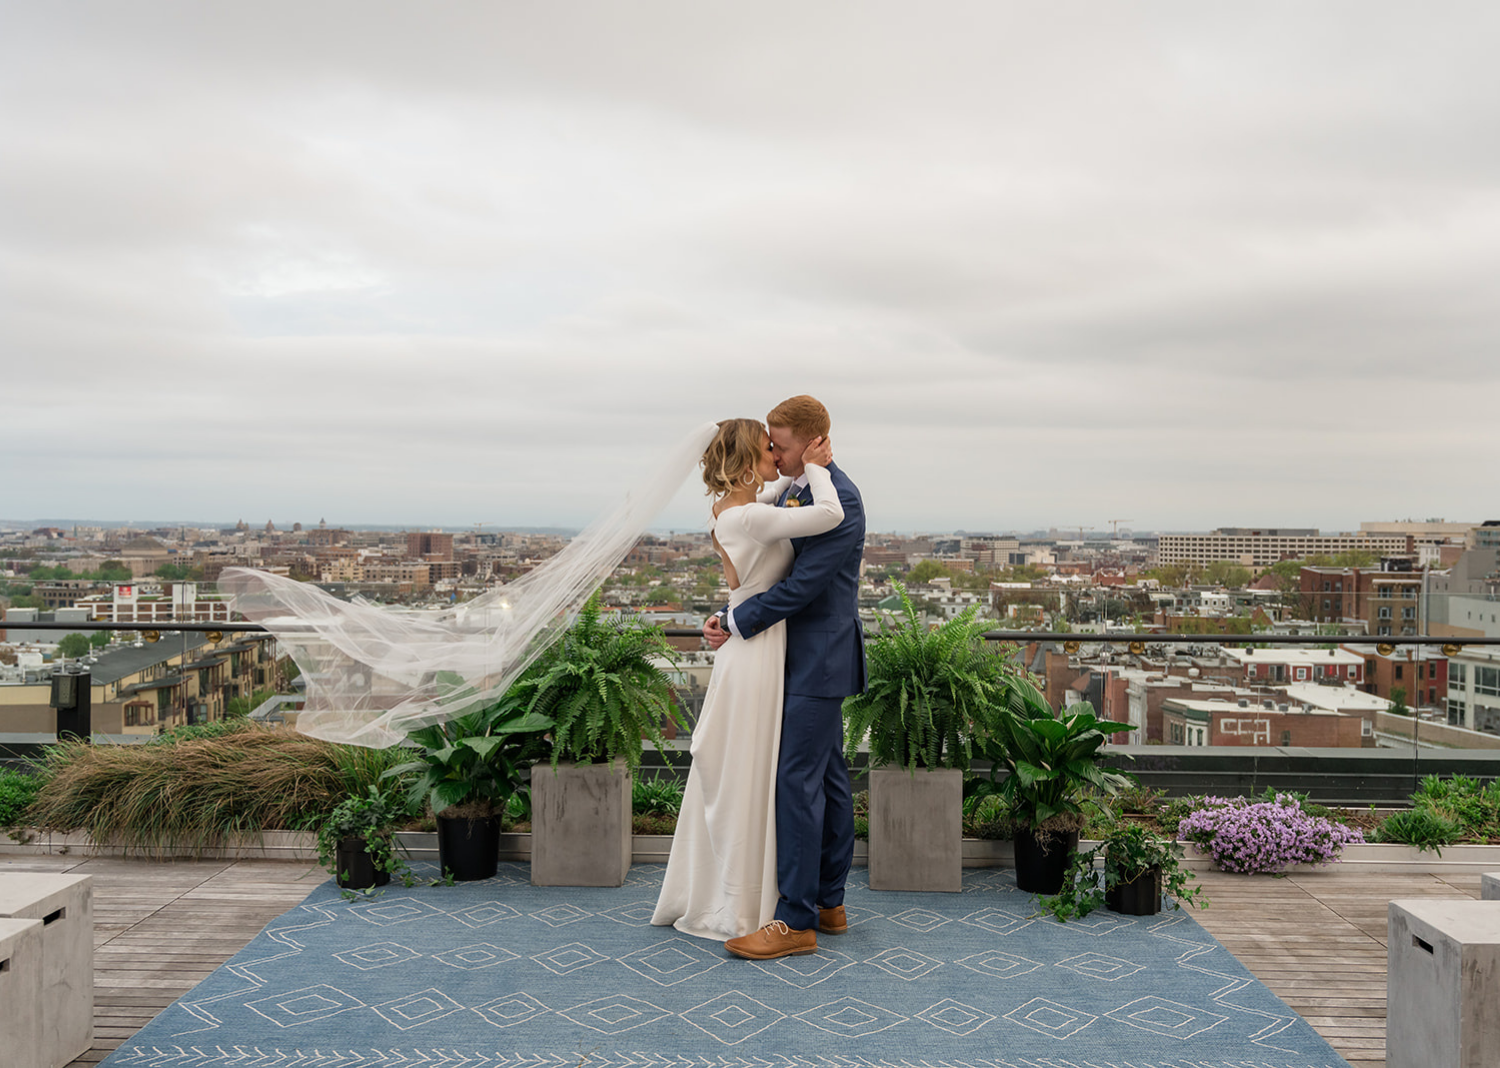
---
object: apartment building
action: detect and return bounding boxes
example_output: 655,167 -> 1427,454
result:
1157,528 -> 1410,569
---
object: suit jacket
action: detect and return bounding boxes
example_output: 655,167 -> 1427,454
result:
731,461 -> 867,699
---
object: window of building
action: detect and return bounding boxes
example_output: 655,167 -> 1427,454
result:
1378,607 -> 1392,619
1378,625 -> 1391,636
1280,730 -> 1292,746
1429,686 -> 1437,703
1171,723 -> 1183,744
1322,581 -> 1331,592
1402,607 -> 1416,620
1476,666 -> 1500,698
1453,663 -> 1467,687
1395,664 -> 1404,679
1295,667 -> 1308,681
1348,665 -> 1359,679
1429,662 -> 1438,679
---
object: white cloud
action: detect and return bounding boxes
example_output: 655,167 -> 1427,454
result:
2,2 -> 1497,532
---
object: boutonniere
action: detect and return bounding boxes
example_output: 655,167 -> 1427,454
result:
783,496 -> 803,508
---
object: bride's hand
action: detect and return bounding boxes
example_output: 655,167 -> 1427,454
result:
802,435 -> 833,468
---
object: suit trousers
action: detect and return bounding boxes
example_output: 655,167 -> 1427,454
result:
773,693 -> 855,931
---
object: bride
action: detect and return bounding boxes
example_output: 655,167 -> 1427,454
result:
651,418 -> 842,941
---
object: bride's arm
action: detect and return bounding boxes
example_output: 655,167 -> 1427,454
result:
741,464 -> 843,543
756,476 -> 791,504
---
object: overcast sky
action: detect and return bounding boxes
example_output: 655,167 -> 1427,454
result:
4,3 -> 1496,535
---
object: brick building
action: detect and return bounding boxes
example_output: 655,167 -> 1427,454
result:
1161,696 -> 1365,748
1300,563 -> 1423,636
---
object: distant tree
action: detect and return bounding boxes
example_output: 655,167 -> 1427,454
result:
97,564 -> 133,582
1388,686 -> 1410,716
57,633 -> 91,658
644,586 -> 676,605
89,630 -> 111,649
154,563 -> 203,581
5,594 -> 45,610
907,560 -> 955,584
1332,550 -> 1379,568
1202,561 -> 1252,588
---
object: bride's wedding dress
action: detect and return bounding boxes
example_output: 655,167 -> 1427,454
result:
652,463 -> 844,940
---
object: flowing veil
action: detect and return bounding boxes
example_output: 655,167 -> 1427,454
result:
219,421 -> 721,748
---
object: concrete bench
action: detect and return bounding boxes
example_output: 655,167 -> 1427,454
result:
0,918 -> 46,1068
0,874 -> 93,1068
1388,899 -> 1500,1068
1482,870 -> 1499,901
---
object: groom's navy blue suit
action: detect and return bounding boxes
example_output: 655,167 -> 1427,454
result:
731,461 -> 866,931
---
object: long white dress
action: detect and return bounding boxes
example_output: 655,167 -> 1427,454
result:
651,464 -> 845,940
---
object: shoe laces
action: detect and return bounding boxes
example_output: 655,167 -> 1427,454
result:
761,920 -> 791,937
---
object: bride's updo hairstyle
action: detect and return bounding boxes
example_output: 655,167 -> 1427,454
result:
702,418 -> 767,498
766,394 -> 830,439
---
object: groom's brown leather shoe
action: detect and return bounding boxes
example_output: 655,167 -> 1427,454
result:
818,905 -> 848,934
725,921 -> 817,960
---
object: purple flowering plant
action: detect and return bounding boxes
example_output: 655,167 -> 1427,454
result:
1177,793 -> 1364,874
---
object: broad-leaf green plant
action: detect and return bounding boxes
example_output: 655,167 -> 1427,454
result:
976,677 -> 1135,833
842,584 -> 1016,772
514,593 -> 683,768
387,673 -> 553,820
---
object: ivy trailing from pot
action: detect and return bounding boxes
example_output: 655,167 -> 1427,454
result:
1037,817 -> 1205,922
315,784 -> 415,896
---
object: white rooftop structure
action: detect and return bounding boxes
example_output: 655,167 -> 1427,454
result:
1276,682 -> 1393,714
1223,647 -> 1364,669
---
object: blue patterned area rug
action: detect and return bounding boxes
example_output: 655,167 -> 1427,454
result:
104,863 -> 1350,1068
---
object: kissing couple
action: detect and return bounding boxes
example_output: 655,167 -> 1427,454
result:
651,394 -> 867,961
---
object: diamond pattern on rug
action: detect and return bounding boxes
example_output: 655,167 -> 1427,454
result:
100,863 -> 1351,1068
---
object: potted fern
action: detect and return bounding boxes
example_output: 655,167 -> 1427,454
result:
387,674 -> 553,881
842,586 -> 1014,892
976,683 -> 1135,894
517,593 -> 684,887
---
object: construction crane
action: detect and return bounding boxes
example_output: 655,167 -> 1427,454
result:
1108,519 -> 1133,536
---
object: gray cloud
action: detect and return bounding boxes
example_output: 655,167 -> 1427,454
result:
3,2 -> 1497,533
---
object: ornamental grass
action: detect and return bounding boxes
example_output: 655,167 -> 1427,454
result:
28,724 -> 411,856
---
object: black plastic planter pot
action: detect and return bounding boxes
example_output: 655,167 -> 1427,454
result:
335,837 -> 391,890
436,814 -> 501,881
1105,867 -> 1163,915
1013,829 -> 1080,894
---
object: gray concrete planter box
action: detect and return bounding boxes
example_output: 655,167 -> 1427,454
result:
529,758 -> 633,887
868,766 -> 963,892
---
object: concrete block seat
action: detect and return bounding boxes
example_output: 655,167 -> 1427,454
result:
1482,870 -> 1499,901
0,917 -> 46,1068
1387,898 -> 1500,1068
0,874 -> 94,1068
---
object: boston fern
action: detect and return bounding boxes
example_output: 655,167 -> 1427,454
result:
842,584 -> 1014,772
514,593 -> 684,768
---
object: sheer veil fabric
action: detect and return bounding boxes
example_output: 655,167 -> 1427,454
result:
219,421 -> 721,749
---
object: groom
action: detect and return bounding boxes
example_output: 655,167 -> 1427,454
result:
704,394 -> 866,960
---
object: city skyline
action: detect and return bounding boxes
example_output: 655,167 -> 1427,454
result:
5,5 -> 1498,531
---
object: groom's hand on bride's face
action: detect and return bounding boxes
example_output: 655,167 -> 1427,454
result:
703,616 -> 731,650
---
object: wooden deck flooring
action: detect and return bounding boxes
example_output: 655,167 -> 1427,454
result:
1,854 -> 1483,1068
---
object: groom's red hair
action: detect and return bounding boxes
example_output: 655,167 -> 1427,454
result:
767,395 -> 830,439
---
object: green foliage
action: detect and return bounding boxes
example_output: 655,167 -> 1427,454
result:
1388,686 -> 1409,716
513,593 -> 682,767
906,560 -> 956,585
1373,807 -> 1461,854
632,774 -> 685,816
28,728 -> 412,854
975,680 -> 1135,832
1400,774 -> 1500,842
56,633 -> 91,658
1201,561 -> 1252,588
315,784 -> 414,883
224,689 -> 277,719
842,584 -> 1016,772
388,673 -> 553,819
0,768 -> 44,828
1037,817 -> 1205,922
90,630 -> 111,649
154,563 -> 205,581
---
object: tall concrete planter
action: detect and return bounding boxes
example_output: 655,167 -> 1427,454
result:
868,766 -> 963,892
530,758 -> 633,886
